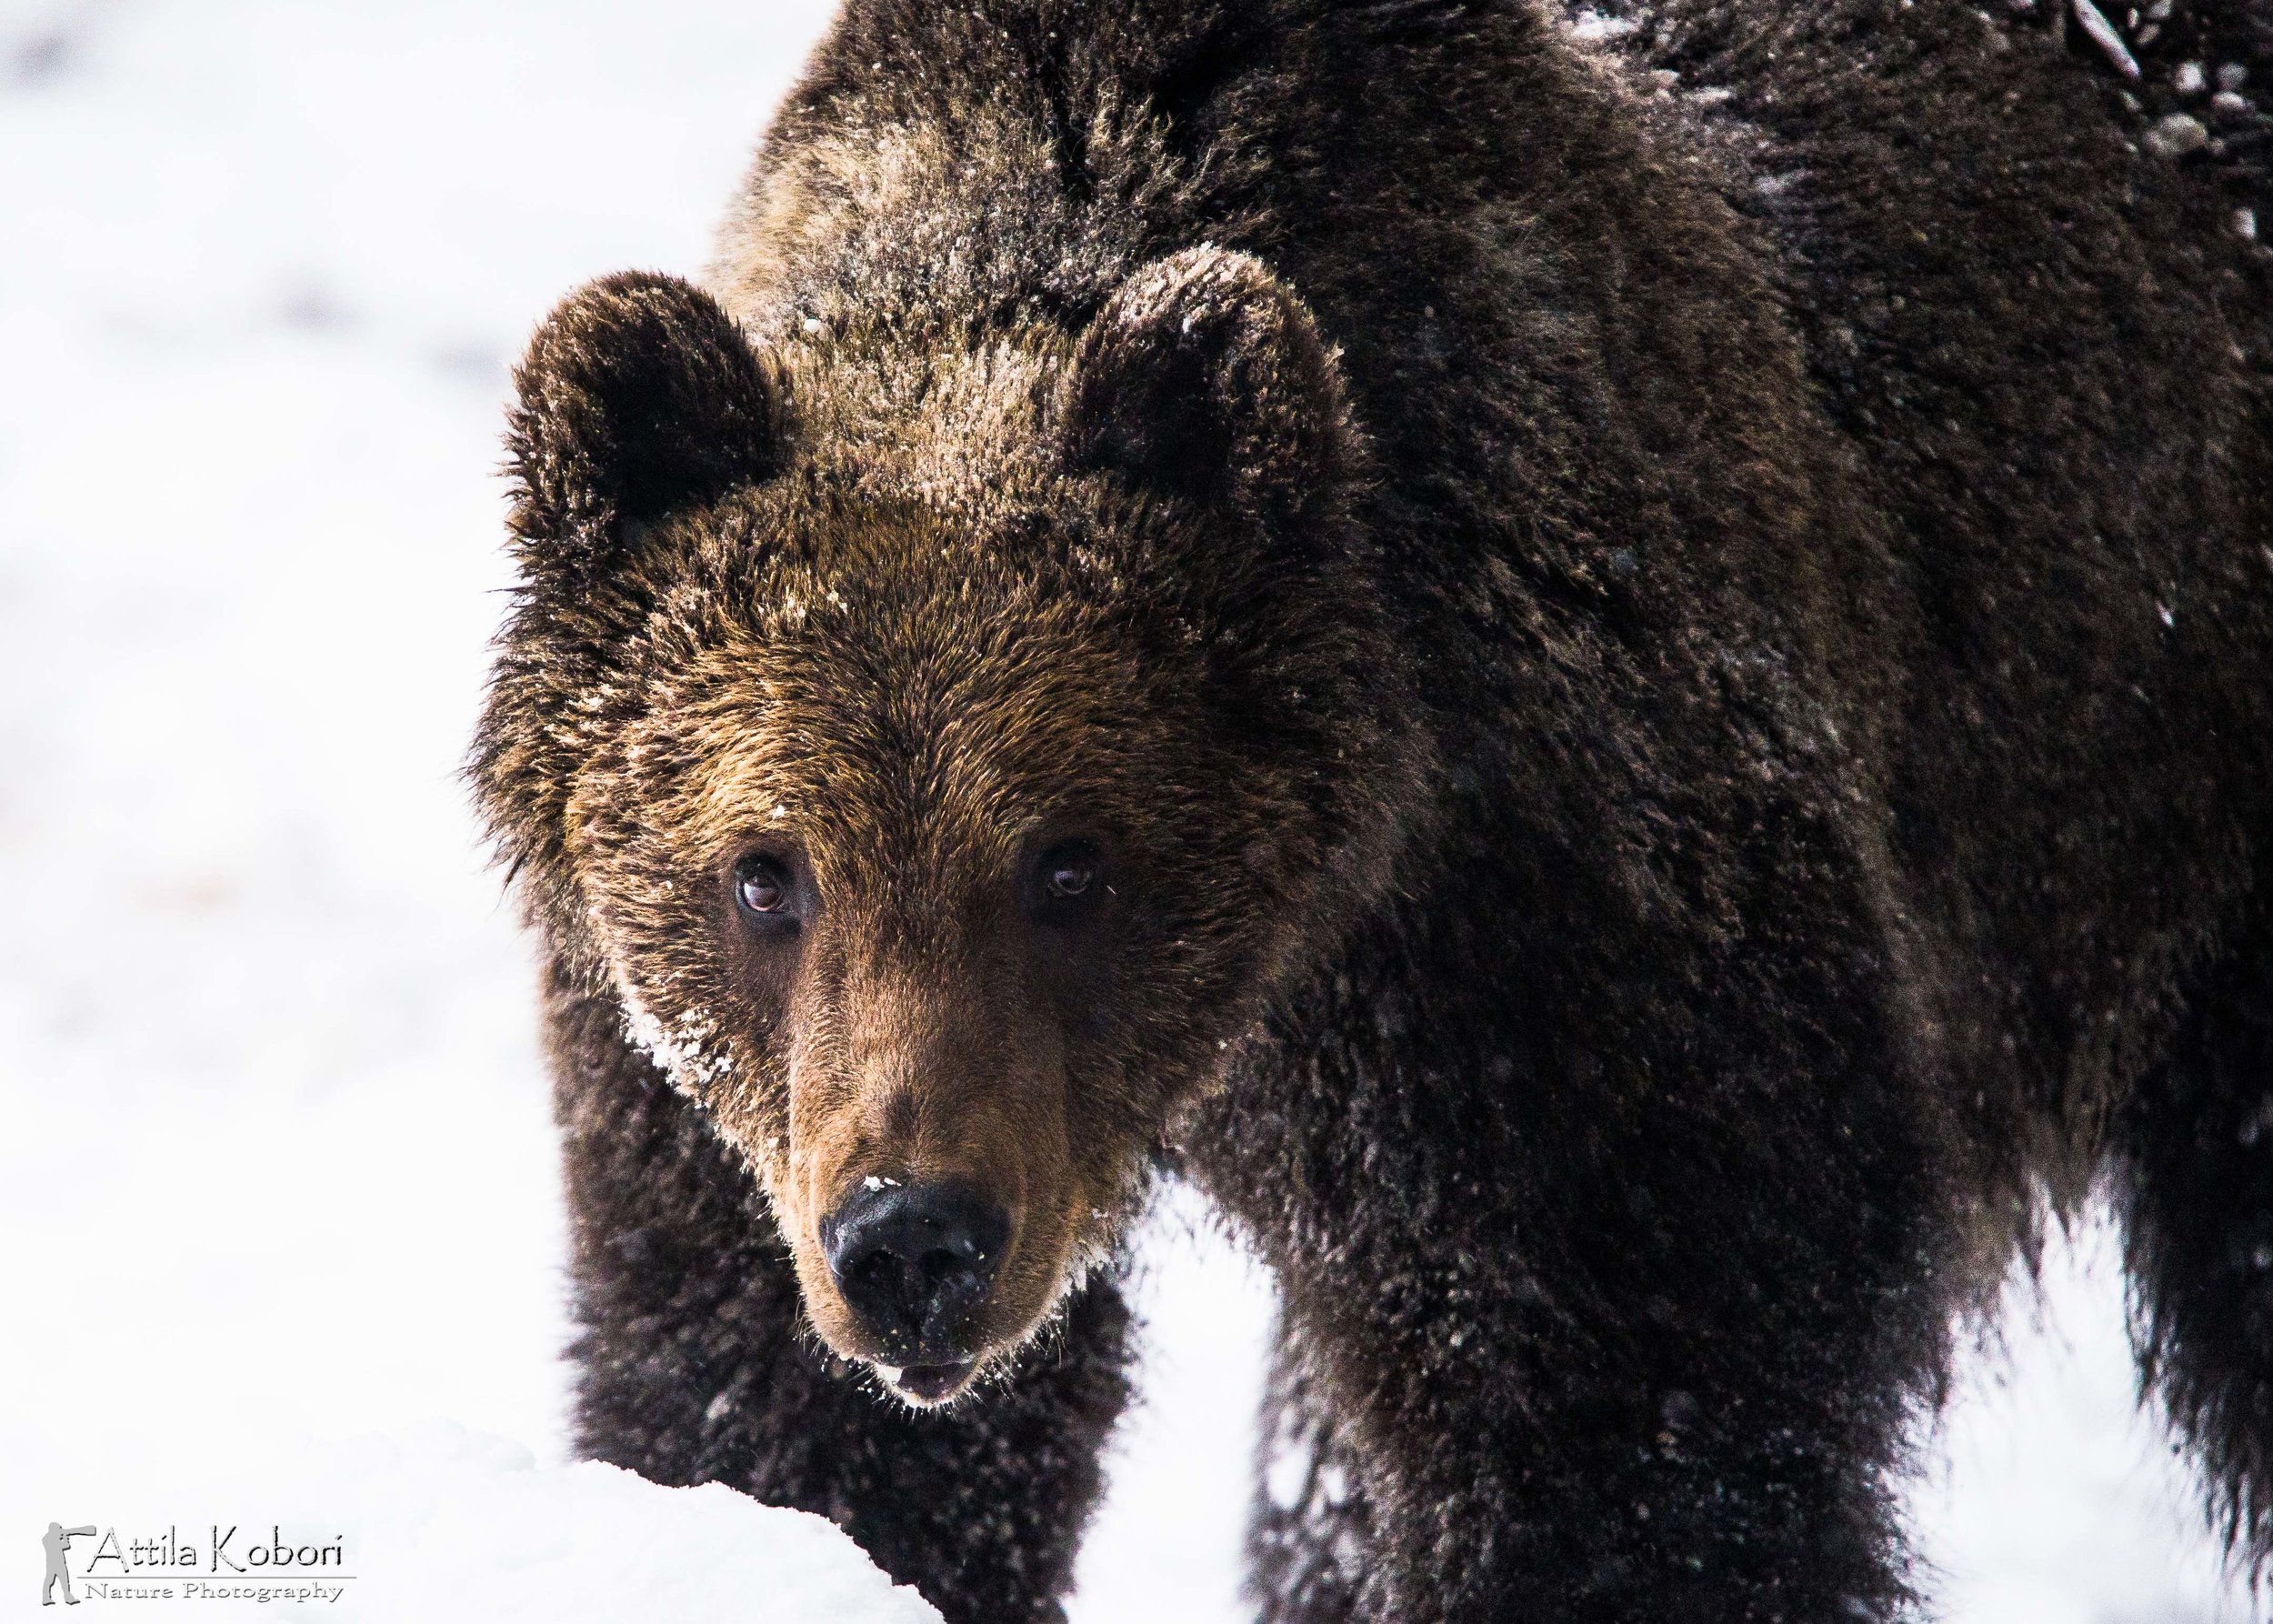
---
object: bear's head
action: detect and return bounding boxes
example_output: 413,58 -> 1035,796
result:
475,250 -> 1420,1405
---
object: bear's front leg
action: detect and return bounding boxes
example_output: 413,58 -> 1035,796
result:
1196,905 -> 1959,1623
546,969 -> 1134,1624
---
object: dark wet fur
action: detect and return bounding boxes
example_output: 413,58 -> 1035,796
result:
476,1 -> 2273,1619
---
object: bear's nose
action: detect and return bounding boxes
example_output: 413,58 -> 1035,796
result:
820,1178 -> 1010,1361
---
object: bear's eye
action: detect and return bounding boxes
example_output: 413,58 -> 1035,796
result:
734,855 -> 796,927
1027,839 -> 1106,927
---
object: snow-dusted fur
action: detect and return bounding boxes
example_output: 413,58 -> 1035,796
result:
473,1 -> 2273,1619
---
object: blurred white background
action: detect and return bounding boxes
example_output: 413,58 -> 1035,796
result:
0,2 -> 2258,1619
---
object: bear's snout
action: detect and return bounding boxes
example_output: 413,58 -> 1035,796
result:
821,1176 -> 1011,1391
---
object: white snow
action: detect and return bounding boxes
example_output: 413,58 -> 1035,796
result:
2068,0 -> 2142,83
1569,9 -> 1638,43
322,1426 -> 941,1622
20,1423 -> 940,1622
0,2 -> 2257,1619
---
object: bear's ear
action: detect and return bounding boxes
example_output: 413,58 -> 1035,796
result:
506,271 -> 784,586
1061,247 -> 1355,524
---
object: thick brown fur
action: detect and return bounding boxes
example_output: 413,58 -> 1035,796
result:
471,1 -> 2273,1619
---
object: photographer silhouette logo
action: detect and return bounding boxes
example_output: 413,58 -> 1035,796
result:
42,1522 -> 95,1608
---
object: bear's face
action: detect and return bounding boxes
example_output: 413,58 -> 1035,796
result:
477,255 -> 1419,1404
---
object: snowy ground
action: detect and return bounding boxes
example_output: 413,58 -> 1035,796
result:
0,1 -> 2259,1619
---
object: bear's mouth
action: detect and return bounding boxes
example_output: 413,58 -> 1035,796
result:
876,1358 -> 976,1404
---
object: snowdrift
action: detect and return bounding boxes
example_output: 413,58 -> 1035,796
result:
183,1425 -> 942,1623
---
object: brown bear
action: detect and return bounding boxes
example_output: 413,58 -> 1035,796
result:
471,1 -> 2273,1619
